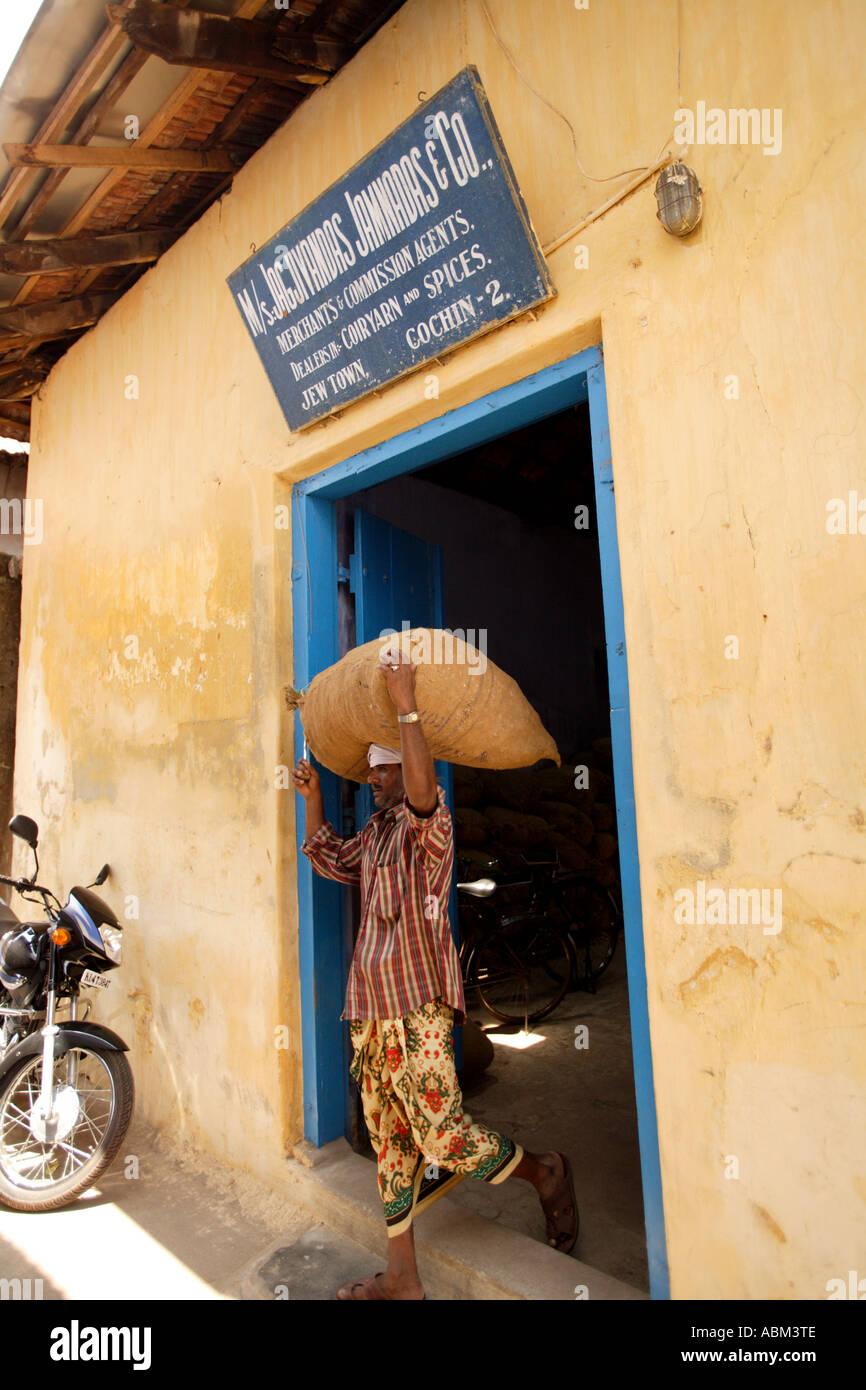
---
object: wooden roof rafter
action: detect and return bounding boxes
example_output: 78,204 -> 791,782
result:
0,228 -> 177,275
5,144 -> 243,172
0,0 -> 402,439
106,0 -> 351,84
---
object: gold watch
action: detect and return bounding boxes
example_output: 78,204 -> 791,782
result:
397,710 -> 420,723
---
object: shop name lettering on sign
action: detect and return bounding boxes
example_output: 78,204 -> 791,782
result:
227,67 -> 555,430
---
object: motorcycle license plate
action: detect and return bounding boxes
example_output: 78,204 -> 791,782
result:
80,968 -> 110,990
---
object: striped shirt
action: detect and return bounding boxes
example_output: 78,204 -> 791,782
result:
301,784 -> 465,1023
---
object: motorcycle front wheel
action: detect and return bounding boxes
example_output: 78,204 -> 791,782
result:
0,1046 -> 134,1211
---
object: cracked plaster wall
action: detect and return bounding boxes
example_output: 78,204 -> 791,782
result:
14,0 -> 865,1293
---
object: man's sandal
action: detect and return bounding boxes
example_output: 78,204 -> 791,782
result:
541,1152 -> 579,1255
335,1272 -> 426,1300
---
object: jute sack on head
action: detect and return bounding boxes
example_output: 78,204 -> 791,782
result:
290,628 -> 559,782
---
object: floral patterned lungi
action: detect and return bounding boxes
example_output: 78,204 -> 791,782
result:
349,997 -> 523,1237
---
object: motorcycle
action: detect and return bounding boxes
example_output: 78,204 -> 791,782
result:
0,814 -> 134,1211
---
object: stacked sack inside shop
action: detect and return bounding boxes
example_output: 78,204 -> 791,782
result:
453,736 -> 619,894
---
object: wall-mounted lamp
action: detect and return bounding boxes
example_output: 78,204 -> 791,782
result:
654,163 -> 703,236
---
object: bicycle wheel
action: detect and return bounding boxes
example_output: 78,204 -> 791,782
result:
475,920 -> 572,1025
555,879 -> 620,982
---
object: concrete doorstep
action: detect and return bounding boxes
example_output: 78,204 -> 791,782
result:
239,1138 -> 647,1302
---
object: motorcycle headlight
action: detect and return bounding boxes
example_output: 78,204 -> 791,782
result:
99,924 -> 123,963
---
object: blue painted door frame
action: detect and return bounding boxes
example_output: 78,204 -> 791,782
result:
291,344 -> 670,1298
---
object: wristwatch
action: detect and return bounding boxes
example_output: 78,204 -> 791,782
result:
397,710 -> 420,723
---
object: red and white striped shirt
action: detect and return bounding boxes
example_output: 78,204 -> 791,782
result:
301,785 -> 465,1022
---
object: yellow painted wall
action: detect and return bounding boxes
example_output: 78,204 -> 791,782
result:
16,0 -> 866,1295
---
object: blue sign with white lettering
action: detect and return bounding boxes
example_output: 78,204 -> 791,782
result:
226,66 -> 555,430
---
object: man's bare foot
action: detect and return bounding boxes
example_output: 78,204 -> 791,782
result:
537,1153 -> 578,1253
380,1270 -> 425,1299
532,1151 -> 564,1201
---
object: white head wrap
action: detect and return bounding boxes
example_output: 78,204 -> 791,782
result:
367,742 -> 402,767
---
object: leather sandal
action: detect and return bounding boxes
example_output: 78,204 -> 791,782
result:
335,1271 -> 390,1300
540,1152 -> 579,1254
335,1272 -> 426,1300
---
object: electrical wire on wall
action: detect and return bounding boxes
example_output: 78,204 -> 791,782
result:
477,0 -> 681,252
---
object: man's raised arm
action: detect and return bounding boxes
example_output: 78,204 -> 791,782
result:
293,757 -> 363,884
380,653 -> 437,816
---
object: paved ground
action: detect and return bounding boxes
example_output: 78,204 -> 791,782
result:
0,1118 -> 316,1301
0,947 -> 647,1301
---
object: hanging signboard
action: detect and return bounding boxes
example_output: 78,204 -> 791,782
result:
226,66 -> 555,430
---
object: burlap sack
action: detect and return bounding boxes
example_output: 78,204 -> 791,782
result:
482,806 -> 550,847
290,628 -> 559,782
454,808 -> 491,846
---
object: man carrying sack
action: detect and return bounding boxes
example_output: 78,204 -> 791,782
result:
293,647 -> 578,1300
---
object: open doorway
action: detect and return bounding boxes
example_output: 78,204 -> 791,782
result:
338,403 -> 648,1290
292,345 -> 669,1297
